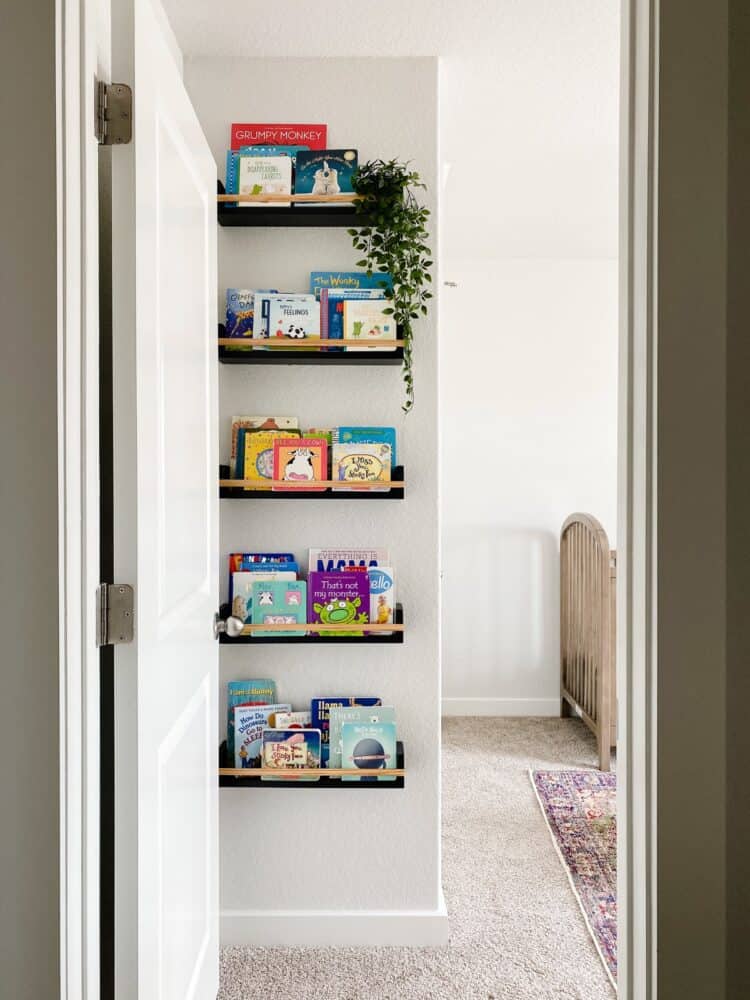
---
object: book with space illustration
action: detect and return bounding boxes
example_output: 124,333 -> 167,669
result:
328,705 -> 396,770
341,721 -> 397,782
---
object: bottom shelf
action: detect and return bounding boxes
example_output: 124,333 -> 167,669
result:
218,741 -> 405,789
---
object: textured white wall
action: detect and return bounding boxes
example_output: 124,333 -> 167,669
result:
184,57 -> 443,935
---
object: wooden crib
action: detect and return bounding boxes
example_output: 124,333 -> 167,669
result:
560,513 -> 617,771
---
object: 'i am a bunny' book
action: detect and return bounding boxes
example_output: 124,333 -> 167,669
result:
310,697 -> 382,766
272,437 -> 327,492
234,703 -> 292,768
250,580 -> 307,637
328,705 -> 396,770
341,721 -> 397,782
261,729 -> 322,782
332,442 -> 392,492
294,149 -> 358,203
308,571 -> 370,637
226,679 -> 276,758
308,548 -> 389,573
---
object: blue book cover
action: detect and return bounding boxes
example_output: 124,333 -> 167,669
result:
250,580 -> 307,637
226,679 -> 276,758
328,705 -> 396,770
225,289 -> 255,337
334,427 -> 397,467
234,703 -> 292,768
261,728 -> 322,782
227,555 -> 298,603
310,271 -> 392,301
341,721 -> 397,782
324,288 -> 387,343
225,146 -> 309,196
310,697 -> 381,766
294,149 -> 358,199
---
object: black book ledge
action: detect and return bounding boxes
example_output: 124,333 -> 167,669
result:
217,325 -> 404,366
219,465 -> 405,500
217,180 -> 364,228
219,741 -> 405,789
217,603 -> 405,645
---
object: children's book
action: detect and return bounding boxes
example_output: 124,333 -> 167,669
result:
235,426 -> 301,479
230,417 -> 298,475
310,271 -> 392,300
234,703 -> 292,768
341,721 -> 397,782
332,442 -> 392,492
303,427 -> 333,449
225,289 -> 255,337
250,579 -> 307,637
322,288 -> 387,348
226,679 -> 276,758
228,554 -> 297,602
272,437 -> 328,492
368,566 -> 396,635
225,147 -> 309,197
241,428 -> 299,485
261,729 -> 322,782
328,705 -> 396,770
294,149 -> 358,203
260,294 -> 320,345
271,710 -> 312,729
231,570 -> 297,622
334,426 -> 397,467
310,697 -> 382,766
308,572 -> 370,637
230,123 -> 327,150
342,300 -> 396,351
308,548 -> 389,574
238,155 -> 292,207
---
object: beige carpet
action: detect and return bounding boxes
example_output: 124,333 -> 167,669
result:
220,718 -> 616,999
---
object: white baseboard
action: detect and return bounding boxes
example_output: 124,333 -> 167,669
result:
221,895 -> 449,947
441,697 -> 560,717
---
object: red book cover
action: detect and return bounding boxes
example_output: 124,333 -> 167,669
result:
231,123 -> 327,150
272,437 -> 328,492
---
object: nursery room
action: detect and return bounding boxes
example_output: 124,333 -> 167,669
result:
17,0 -> 746,998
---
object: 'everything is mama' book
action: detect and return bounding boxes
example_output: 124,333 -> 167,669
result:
226,679 -> 276,758
308,572 -> 370,637
250,580 -> 307,637
310,697 -> 382,766
328,705 -> 396,770
234,703 -> 292,768
261,729 -> 322,782
341,721 -> 398,782
308,548 -> 389,574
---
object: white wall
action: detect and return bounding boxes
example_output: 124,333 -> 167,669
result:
184,56 -> 445,945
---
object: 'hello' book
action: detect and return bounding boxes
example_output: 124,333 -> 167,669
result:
261,729 -> 322,782
328,705 -> 396,770
272,437 -> 328,492
341,721 -> 398,782
234,703 -> 292,768
368,566 -> 396,634
250,580 -> 307,637
308,548 -> 389,573
308,571 -> 370,637
310,697 -> 382,766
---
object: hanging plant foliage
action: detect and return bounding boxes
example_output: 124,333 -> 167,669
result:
349,159 -> 433,412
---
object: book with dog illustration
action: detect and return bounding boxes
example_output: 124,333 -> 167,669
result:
234,703 -> 292,768
308,571 -> 370,637
342,300 -> 396,351
294,149 -> 358,204
261,728 -> 322,781
226,679 -> 276,758
332,442 -> 392,491
250,579 -> 307,637
310,697 -> 382,766
310,271 -> 392,300
341,721 -> 397,782
328,705 -> 396,770
272,437 -> 328,492
308,548 -> 389,574
230,123 -> 327,150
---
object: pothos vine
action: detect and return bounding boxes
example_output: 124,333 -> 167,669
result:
349,160 -> 433,412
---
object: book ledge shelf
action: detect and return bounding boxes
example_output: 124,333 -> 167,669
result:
218,325 -> 404,366
217,603 -> 405,645
219,741 -> 405,789
219,465 -> 405,500
217,181 -> 365,228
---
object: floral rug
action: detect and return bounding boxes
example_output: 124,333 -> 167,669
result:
531,769 -> 617,986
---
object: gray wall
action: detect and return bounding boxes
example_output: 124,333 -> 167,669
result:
0,1 -> 60,998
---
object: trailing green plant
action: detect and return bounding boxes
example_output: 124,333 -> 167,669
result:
349,159 -> 433,412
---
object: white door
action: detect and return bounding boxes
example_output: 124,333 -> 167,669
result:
110,0 -> 218,996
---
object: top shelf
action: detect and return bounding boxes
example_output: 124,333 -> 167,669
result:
217,183 -> 365,228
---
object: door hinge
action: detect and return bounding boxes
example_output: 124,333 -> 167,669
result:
96,81 -> 132,145
96,584 -> 134,647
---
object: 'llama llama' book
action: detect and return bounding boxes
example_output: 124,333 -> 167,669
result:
310,697 -> 382,766
261,728 -> 322,782
250,580 -> 307,637
226,679 -> 276,758
341,721 -> 398,782
308,571 -> 370,637
272,437 -> 328,492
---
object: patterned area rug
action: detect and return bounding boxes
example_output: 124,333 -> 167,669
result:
531,769 -> 618,986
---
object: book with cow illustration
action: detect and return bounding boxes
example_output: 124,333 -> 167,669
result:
249,579 -> 307,637
272,437 -> 328,492
307,571 -> 370,637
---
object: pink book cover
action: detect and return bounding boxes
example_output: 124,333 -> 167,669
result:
272,437 -> 328,492
231,123 -> 327,150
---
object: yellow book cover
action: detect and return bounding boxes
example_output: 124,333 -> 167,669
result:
243,429 -> 292,490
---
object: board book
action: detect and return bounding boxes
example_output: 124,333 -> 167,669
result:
310,697 -> 382,766
241,428 -> 299,485
237,155 -> 292,207
332,441 -> 392,491
328,705 -> 396,770
271,710 -> 312,729
250,579 -> 307,637
321,288 -> 387,348
334,426 -> 397,466
261,729 -> 322,782
308,571 -> 370,637
368,566 -> 396,634
226,679 -> 276,758
341,721 -> 398,782
310,271 -> 392,300
308,548 -> 389,574
231,570 -> 297,622
272,437 -> 328,491
342,299 -> 396,351
294,149 -> 358,203
230,123 -> 327,150
230,417 -> 298,476
234,703 -> 292,768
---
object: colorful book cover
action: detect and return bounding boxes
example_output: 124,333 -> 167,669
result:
308,548 -> 389,574
226,679 -> 276,758
228,554 -> 297,601
264,294 -> 320,343
225,289 -> 255,337
238,155 -> 292,207
328,705 -> 396,770
324,288 -> 387,347
272,437 -> 328,492
308,572 -> 370,637
225,148 -> 308,197
310,697 -> 382,766
231,570 -> 297,622
230,416 -> 297,473
294,149 -> 358,202
368,566 -> 396,635
242,429 -> 298,486
261,729 -> 322,782
234,703 -> 292,768
234,425 -> 300,479
310,271 -> 392,301
271,710 -> 312,729
341,721 -> 397,782
250,579 -> 307,637
342,300 -> 396,352
332,442 -> 392,492
334,426 -> 397,466
303,427 -> 333,449
230,123 -> 327,150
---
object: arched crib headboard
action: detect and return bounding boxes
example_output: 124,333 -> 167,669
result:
560,513 -> 617,771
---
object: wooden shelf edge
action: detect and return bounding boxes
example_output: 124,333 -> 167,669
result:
218,338 -> 403,349
219,766 -> 404,778
219,479 -> 405,490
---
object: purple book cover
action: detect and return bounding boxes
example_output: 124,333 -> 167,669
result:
308,572 -> 371,636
